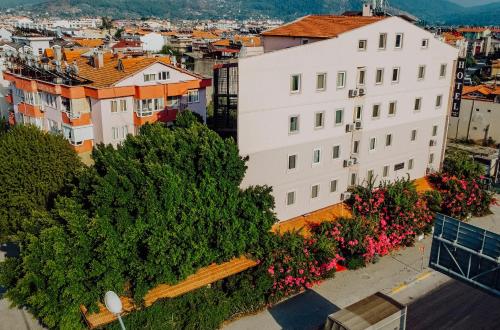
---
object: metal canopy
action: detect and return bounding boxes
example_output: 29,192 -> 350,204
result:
430,213 -> 500,296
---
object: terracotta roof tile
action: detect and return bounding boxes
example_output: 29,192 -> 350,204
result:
191,30 -> 219,39
74,38 -> 104,48
261,15 -> 386,39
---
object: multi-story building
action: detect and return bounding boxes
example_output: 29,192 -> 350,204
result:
238,14 -> 458,221
4,48 -> 210,163
448,85 -> 500,143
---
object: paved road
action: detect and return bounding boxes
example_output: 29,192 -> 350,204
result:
407,279 -> 500,330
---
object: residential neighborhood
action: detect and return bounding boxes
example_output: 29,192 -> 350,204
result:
0,1 -> 499,330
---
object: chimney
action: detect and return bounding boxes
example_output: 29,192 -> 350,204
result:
53,45 -> 62,61
93,50 -> 104,69
362,3 -> 373,17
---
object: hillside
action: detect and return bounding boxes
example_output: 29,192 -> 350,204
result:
1,0 -> 499,25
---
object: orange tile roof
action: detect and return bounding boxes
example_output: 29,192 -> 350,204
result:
74,38 -> 104,48
63,49 -> 89,61
235,35 -> 261,47
192,30 -> 219,39
442,32 -> 465,43
457,27 -> 490,33
463,85 -> 500,98
212,39 -> 230,47
262,15 -> 386,39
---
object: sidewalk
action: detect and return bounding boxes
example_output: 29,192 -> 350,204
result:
224,202 -> 500,330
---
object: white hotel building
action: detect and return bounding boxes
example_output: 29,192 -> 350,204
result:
238,14 -> 459,221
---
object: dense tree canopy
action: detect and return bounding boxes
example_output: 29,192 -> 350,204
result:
0,125 -> 83,241
1,117 -> 277,328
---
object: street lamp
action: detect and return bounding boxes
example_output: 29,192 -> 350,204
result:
104,291 -> 126,330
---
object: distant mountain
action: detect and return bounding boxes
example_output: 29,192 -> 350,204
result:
0,0 -> 499,25
449,0 -> 500,7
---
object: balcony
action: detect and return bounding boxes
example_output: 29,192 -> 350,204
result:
18,102 -> 43,118
133,111 -> 159,126
62,112 -> 92,126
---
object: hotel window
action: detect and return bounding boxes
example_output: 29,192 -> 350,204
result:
288,154 -> 297,170
411,129 -> 417,141
143,73 -> 156,82
440,64 -> 447,78
372,104 -> 381,118
383,165 -> 389,177
432,125 -> 438,136
395,33 -> 404,48
367,170 -> 374,182
414,97 -> 422,111
159,71 -> 170,80
111,100 -> 118,113
421,39 -> 429,48
385,133 -> 392,146
120,99 -> 127,112
429,153 -> 435,164
388,101 -> 397,116
290,74 -> 301,93
121,125 -> 128,139
358,39 -> 367,51
436,95 -> 443,108
311,184 -> 320,199
112,127 -> 119,140
357,68 -> 366,86
332,145 -> 340,159
417,65 -> 426,80
287,191 -> 296,206
188,90 -> 199,103
315,111 -> 325,129
330,180 -> 338,193
369,137 -> 376,151
335,109 -> 344,125
354,106 -> 362,120
313,148 -> 321,164
408,158 -> 414,170
289,115 -> 299,133
378,33 -> 387,49
316,73 -> 327,91
350,173 -> 357,186
337,71 -> 346,88
375,68 -> 384,84
353,140 -> 360,154
392,67 -> 400,83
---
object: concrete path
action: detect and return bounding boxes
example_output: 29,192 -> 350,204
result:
224,202 -> 500,330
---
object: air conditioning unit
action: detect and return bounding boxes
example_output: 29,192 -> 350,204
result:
358,88 -> 366,96
345,123 -> 354,133
343,159 -> 354,168
348,89 -> 358,98
341,191 -> 352,201
350,157 -> 358,164
355,120 -> 363,130
429,139 -> 437,147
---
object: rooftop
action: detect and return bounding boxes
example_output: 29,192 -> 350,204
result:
261,15 -> 386,39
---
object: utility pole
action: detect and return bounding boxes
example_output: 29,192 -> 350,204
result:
465,99 -> 475,141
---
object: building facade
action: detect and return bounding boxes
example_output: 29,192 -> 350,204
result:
238,15 -> 458,221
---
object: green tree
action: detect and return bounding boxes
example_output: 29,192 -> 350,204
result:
0,125 -> 83,241
443,150 -> 484,179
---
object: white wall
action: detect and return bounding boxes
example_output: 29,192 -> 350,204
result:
140,33 -> 165,52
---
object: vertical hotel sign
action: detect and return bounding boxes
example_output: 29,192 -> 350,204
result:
451,58 -> 466,117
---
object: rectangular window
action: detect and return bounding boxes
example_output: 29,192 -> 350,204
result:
111,100 -> 118,113
414,98 -> 422,111
290,74 -> 301,93
120,99 -> 127,112
408,158 -> 414,170
385,133 -> 392,146
432,125 -> 438,136
188,90 -> 199,103
315,112 -> 324,129
313,148 -> 321,164
112,127 -> 119,140
375,68 -> 384,84
332,145 -> 340,159
378,33 -> 387,49
330,180 -> 338,193
352,140 -> 360,154
159,71 -> 170,80
337,71 -> 346,89
311,185 -> 319,199
429,153 -> 435,164
388,101 -> 397,116
372,104 -> 380,118
383,165 -> 389,177
411,129 -> 417,141
421,39 -> 429,48
367,170 -> 374,182
418,65 -> 426,80
350,173 -> 357,186
357,68 -> 366,86
335,109 -> 344,125
354,106 -> 362,120
287,191 -> 296,206
436,95 -> 443,108
440,64 -> 447,78
288,154 -> 297,170
369,137 -> 376,151
358,40 -> 367,51
143,73 -> 156,82
395,33 -> 404,48
121,125 -> 128,139
289,116 -> 299,133
316,73 -> 326,91
392,67 -> 400,83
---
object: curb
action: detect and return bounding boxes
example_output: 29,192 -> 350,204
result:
390,269 -> 434,294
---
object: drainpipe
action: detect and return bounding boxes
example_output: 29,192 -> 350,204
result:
465,99 -> 475,141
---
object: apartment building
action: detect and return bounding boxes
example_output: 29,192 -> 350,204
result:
238,15 -> 458,221
448,85 -> 500,143
4,48 -> 210,162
